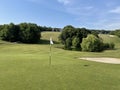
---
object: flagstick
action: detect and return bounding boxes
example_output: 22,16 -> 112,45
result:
49,37 -> 53,66
49,43 -> 52,66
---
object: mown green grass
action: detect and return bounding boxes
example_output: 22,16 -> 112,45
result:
0,33 -> 120,90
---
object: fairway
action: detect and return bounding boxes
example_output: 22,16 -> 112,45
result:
0,33 -> 120,90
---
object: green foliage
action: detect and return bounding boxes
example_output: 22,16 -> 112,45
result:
59,25 -> 75,44
103,43 -> 110,49
103,42 -> 115,50
91,30 -> 99,37
110,30 -> 120,37
72,37 -> 81,50
19,23 -> 40,43
65,38 -> 72,50
109,42 -> 115,49
0,23 -> 41,43
78,28 -> 91,38
0,25 -> 9,40
81,34 -> 104,52
59,25 -> 91,50
91,30 -> 111,34
0,23 -> 18,42
75,28 -> 91,43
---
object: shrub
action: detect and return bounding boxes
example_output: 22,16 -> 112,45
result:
103,43 -> 109,49
72,37 -> 81,50
64,38 -> 72,50
59,25 -> 91,50
104,43 -> 115,50
81,34 -> 104,52
109,43 -> 115,49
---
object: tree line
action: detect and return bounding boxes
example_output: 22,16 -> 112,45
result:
0,23 -> 115,52
0,22 -> 61,43
0,23 -> 41,43
59,25 -> 115,52
110,30 -> 120,37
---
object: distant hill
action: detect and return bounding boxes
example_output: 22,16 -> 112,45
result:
41,32 -> 60,43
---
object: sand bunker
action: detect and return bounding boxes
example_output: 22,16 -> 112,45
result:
109,35 -> 115,37
80,57 -> 120,64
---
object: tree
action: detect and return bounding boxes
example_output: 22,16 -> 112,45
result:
59,25 -> 75,44
0,23 -> 41,43
110,30 -> 120,37
65,38 -> 72,50
103,42 -> 115,50
81,34 -> 104,52
0,24 -> 8,40
8,23 -> 19,42
91,30 -> 99,37
59,25 -> 91,50
75,28 -> 91,43
0,23 -> 17,42
72,37 -> 81,50
19,23 -> 40,43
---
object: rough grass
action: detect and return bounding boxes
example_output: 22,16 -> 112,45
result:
41,31 -> 60,42
0,33 -> 120,90
99,34 -> 120,46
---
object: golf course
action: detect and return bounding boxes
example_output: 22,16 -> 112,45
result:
0,32 -> 120,90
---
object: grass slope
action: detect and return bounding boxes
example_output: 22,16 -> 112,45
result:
41,32 -> 60,43
0,33 -> 120,90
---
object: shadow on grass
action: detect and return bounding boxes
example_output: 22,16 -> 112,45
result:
0,39 -> 60,45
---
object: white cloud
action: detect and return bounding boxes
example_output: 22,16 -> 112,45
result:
104,22 -> 120,30
88,19 -> 120,30
66,6 -> 94,16
109,6 -> 120,14
57,0 -> 72,5
57,0 -> 95,15
57,0 -> 120,30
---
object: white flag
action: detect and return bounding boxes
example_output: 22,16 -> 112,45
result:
50,37 -> 54,44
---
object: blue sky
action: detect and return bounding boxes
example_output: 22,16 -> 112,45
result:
1,0 -> 120,30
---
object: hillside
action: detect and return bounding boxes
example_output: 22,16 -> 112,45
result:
99,34 -> 120,44
41,31 -> 60,42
